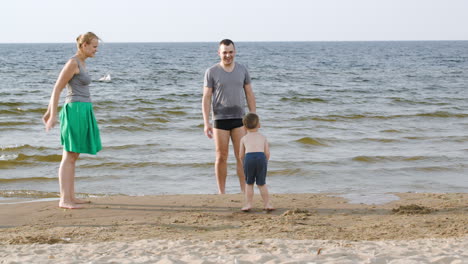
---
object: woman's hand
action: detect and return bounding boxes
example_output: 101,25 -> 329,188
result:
43,108 -> 57,132
42,107 -> 50,125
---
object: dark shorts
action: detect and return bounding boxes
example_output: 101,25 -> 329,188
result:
214,119 -> 243,131
244,152 -> 267,186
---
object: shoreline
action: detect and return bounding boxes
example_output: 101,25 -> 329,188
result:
0,192 -> 402,205
1,192 -> 466,243
1,192 -> 466,263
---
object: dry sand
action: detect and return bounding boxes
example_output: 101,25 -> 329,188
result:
0,193 -> 467,263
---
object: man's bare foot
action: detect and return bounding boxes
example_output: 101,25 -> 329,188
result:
59,202 -> 83,209
241,205 -> 251,212
73,198 -> 91,204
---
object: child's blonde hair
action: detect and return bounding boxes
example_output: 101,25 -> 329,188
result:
243,112 -> 259,129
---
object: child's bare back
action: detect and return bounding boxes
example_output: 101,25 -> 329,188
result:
241,132 -> 269,157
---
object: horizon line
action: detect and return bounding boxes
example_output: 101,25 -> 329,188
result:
0,39 -> 467,44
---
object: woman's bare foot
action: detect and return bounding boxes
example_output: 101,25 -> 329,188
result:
59,202 -> 83,209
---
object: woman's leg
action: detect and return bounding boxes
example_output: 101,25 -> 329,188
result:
58,150 -> 81,208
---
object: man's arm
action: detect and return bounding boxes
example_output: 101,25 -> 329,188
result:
244,83 -> 256,113
202,86 -> 213,139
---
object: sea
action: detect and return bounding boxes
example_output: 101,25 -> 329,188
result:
1,41 -> 467,204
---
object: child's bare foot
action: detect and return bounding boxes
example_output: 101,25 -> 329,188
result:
73,198 -> 91,204
264,203 -> 275,212
59,202 -> 83,209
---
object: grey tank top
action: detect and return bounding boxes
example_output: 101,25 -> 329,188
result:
65,57 -> 92,103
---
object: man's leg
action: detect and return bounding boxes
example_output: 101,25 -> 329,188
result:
213,128 -> 230,194
231,126 -> 246,193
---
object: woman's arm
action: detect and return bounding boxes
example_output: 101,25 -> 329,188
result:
43,59 -> 78,131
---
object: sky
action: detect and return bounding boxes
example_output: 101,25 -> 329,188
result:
2,0 -> 468,43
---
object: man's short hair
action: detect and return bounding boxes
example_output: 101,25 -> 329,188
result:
219,39 -> 235,48
243,113 -> 259,129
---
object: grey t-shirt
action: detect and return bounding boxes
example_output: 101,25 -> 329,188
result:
204,62 -> 251,120
65,57 -> 92,103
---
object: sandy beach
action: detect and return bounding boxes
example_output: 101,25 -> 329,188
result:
1,193 -> 467,263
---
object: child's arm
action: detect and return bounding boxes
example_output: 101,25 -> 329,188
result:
239,137 -> 246,162
264,137 -> 270,160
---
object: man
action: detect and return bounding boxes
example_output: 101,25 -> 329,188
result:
202,39 -> 256,194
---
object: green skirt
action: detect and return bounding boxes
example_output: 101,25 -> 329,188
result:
60,102 -> 102,155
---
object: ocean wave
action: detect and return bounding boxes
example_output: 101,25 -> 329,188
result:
1,144 -> 47,151
0,154 -> 19,161
0,109 -> 24,115
295,137 -> 328,146
80,161 -> 213,169
101,117 -> 170,126
0,154 -> 62,168
0,190 -> 108,199
155,98 -> 176,102
295,111 -> 468,122
351,77 -> 370,82
404,136 -> 468,142
16,153 -> 62,162
391,97 -> 449,106
163,110 -> 187,116
268,168 -> 305,176
167,93 -> 198,97
0,190 -> 59,198
381,129 -> 402,133
362,138 -> 400,143
0,102 -> 23,108
415,111 -> 468,118
105,143 -> 160,150
101,125 -> 153,132
0,121 -> 32,126
280,97 -> 327,103
94,100 -> 119,107
0,106 -> 48,115
0,177 -> 57,183
135,107 -> 158,112
352,155 -> 427,163
145,117 -> 169,123
413,166 -> 460,172
102,116 -> 140,124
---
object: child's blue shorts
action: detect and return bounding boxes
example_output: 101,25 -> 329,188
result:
243,152 -> 267,186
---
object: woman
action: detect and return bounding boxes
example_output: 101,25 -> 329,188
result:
43,32 -> 102,209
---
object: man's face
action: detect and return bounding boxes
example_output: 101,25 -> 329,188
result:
218,44 -> 236,65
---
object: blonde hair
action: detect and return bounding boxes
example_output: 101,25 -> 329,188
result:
76,32 -> 100,50
243,113 -> 260,129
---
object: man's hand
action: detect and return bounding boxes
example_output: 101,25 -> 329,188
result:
204,124 -> 213,139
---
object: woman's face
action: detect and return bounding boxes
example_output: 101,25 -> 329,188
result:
82,38 -> 99,58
